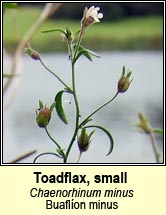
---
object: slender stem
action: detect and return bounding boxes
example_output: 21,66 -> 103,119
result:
64,63 -> 80,163
45,127 -> 60,148
45,127 -> 65,160
33,152 -> 62,163
73,29 -> 83,62
149,131 -> 161,163
64,32 -> 83,163
79,91 -> 119,128
39,58 -> 72,92
67,40 -> 74,61
76,152 -> 82,163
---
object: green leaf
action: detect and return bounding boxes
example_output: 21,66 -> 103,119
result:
42,28 -> 66,35
39,100 -> 44,109
86,49 -> 101,58
75,29 -> 81,35
84,125 -> 114,156
153,129 -> 163,135
72,43 -> 83,52
74,50 -> 93,63
54,91 -> 68,124
72,44 -> 100,64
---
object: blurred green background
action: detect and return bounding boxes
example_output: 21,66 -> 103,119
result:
3,2 -> 163,52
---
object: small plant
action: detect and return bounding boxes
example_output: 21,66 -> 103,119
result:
25,6 -> 133,163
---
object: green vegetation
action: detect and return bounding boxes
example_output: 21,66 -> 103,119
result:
3,7 -> 163,52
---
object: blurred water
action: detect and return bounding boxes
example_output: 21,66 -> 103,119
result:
3,51 -> 163,164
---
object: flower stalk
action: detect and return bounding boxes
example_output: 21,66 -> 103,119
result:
45,127 -> 66,161
64,33 -> 82,163
79,91 -> 119,128
39,58 -> 72,92
63,7 -> 103,163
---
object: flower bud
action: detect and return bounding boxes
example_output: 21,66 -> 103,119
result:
78,128 -> 90,152
24,43 -> 40,60
65,27 -> 74,43
118,66 -> 133,93
36,108 -> 52,128
135,112 -> 152,134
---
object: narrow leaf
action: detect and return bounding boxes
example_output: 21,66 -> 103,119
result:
82,50 -> 93,61
153,129 -> 163,135
85,125 -> 114,156
42,29 -> 66,34
54,91 -> 68,124
74,50 -> 93,63
72,43 -> 83,52
75,29 -> 81,35
86,49 -> 101,58
73,43 -> 100,64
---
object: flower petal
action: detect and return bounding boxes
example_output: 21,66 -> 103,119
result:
98,13 -> 103,19
81,6 -> 103,30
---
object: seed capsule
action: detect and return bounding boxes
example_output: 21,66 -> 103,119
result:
36,108 -> 52,128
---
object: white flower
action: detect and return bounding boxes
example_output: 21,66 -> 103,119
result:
81,6 -> 103,29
